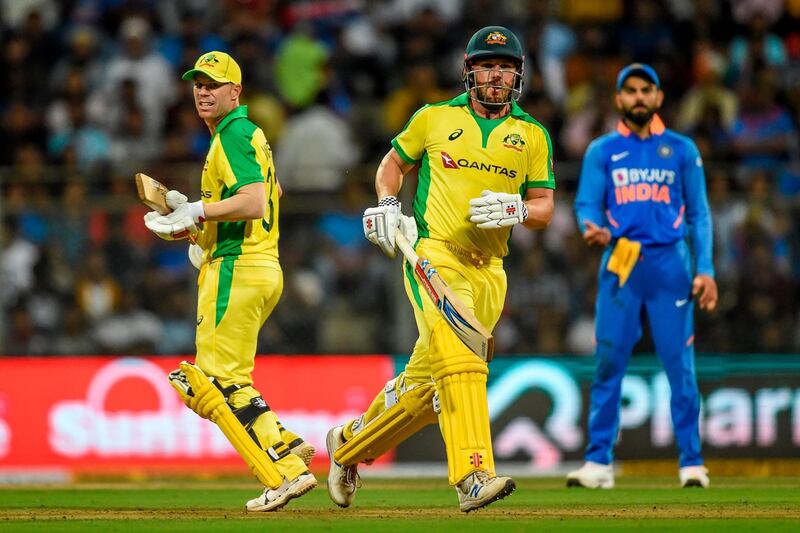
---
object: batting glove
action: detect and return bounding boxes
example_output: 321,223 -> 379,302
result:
166,189 -> 189,210
144,190 -> 206,241
399,214 -> 418,245
363,195 -> 401,258
468,190 -> 528,229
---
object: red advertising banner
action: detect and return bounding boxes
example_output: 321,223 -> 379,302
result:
0,356 -> 394,476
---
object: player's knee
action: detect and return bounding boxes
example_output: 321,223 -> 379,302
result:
595,353 -> 628,381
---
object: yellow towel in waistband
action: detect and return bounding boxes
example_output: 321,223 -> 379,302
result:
606,237 -> 641,287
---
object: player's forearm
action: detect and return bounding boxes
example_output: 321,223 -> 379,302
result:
523,190 -> 554,229
684,158 -> 714,276
689,217 -> 715,276
203,182 -> 266,221
574,196 -> 606,234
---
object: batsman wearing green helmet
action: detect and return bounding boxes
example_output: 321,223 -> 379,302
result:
326,26 -> 556,512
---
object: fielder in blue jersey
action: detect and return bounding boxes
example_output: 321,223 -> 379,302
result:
567,64 -> 718,490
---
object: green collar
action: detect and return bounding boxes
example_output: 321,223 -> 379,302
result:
215,105 -> 249,134
448,92 -> 528,119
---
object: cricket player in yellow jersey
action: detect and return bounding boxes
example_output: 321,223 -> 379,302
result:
143,51 -> 316,511
326,26 -> 555,512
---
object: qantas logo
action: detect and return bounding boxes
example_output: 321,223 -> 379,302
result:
441,151 -> 459,169
440,152 -> 517,177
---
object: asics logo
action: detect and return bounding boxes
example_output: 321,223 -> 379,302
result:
611,151 -> 630,162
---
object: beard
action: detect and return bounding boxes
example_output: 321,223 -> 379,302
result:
623,105 -> 656,126
475,84 -> 511,110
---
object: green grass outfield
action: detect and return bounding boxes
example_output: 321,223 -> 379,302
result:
1,476 -> 798,532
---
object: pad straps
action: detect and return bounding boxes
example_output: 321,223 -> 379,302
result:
213,383 -> 290,462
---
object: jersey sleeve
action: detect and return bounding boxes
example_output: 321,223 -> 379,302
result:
218,123 -> 264,193
574,139 -> 608,233
526,124 -> 556,190
682,140 -> 715,276
390,105 -> 430,164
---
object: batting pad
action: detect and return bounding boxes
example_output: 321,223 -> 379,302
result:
168,361 -> 283,488
428,321 -> 494,485
437,371 -> 495,485
334,378 -> 437,466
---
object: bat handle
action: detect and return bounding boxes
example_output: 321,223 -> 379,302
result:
394,232 -> 416,263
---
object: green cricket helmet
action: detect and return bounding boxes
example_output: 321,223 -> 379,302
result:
462,26 -> 524,105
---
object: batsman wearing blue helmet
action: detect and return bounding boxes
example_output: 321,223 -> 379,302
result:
568,63 -> 718,489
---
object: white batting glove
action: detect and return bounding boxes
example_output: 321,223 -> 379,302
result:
363,195 -> 401,258
399,214 -> 418,245
188,243 -> 204,270
143,211 -> 176,240
166,189 -> 188,210
468,190 -> 528,229
144,197 -> 205,241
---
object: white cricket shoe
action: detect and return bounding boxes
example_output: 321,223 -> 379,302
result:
290,441 -> 316,466
245,472 -> 317,512
326,425 -> 359,507
566,461 -> 615,489
456,470 -> 516,513
679,465 -> 710,488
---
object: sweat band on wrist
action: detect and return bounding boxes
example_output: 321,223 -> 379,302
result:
378,196 -> 399,207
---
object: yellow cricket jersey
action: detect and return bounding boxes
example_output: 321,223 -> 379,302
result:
392,93 -> 555,257
196,105 -> 280,261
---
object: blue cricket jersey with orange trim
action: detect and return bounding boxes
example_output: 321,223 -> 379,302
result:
574,115 -> 714,276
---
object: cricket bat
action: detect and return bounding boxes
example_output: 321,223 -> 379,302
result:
395,233 -> 494,361
135,173 -> 197,243
135,173 -> 170,214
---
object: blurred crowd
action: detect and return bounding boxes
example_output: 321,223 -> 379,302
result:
2,0 -> 800,356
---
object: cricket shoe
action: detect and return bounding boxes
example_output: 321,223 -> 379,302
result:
566,461 -> 615,489
679,465 -> 710,488
456,470 -> 516,513
326,425 -> 360,507
290,440 -> 316,466
245,471 -> 317,512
